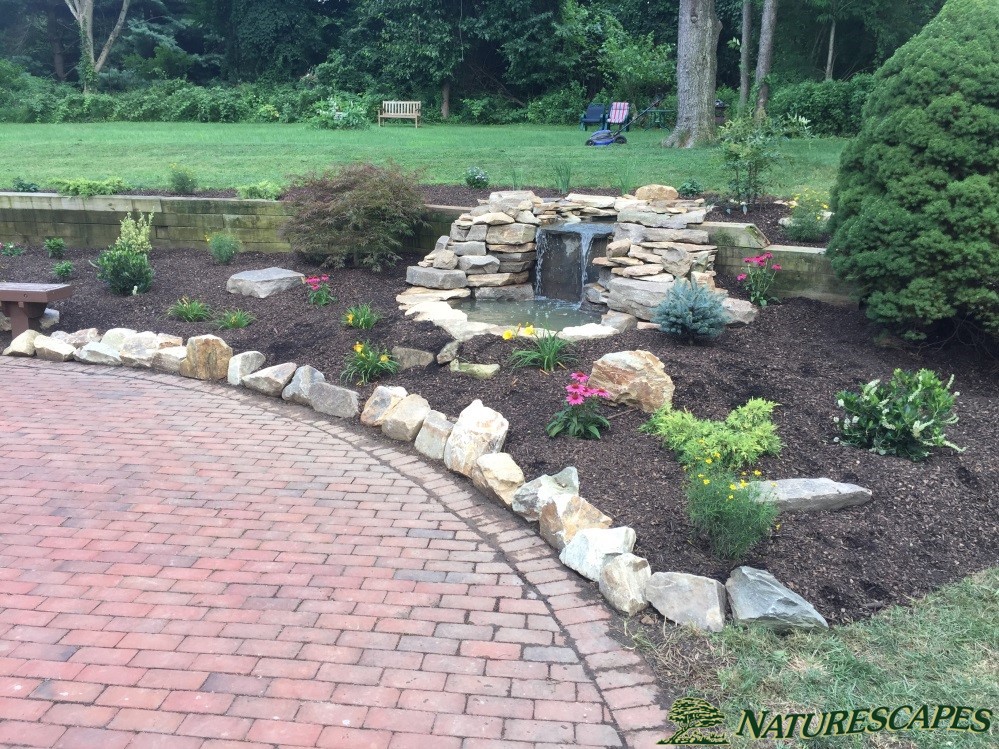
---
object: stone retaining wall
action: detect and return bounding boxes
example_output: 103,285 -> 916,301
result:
0,192 -> 461,256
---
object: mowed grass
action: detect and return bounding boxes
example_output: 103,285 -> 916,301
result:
0,122 -> 846,197
641,568 -> 999,748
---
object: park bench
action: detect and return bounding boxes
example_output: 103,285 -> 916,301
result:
378,101 -> 422,128
0,283 -> 73,338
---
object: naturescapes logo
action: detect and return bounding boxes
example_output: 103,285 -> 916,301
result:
659,698 -> 993,744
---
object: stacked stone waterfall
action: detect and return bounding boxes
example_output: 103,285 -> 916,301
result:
405,185 -> 722,320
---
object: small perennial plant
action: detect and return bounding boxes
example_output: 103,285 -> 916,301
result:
304,274 -> 335,306
546,372 -> 611,440
738,251 -> 782,307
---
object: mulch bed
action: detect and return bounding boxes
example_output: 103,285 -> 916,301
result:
3,244 -> 995,625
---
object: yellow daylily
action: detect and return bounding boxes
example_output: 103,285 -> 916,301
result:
353,342 -> 364,353
523,325 -> 536,336
379,354 -> 389,363
502,329 -> 515,341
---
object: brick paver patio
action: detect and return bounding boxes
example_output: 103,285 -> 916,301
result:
0,359 -> 669,748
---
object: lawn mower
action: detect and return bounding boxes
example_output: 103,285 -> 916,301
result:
585,97 -> 664,146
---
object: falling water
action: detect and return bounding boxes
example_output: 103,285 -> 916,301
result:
534,222 -> 615,303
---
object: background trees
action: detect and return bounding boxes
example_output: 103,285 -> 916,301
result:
0,0 -> 947,124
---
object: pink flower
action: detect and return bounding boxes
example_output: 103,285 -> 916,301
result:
763,252 -> 773,260
737,273 -> 747,282
570,372 -> 589,384
565,382 -> 586,395
566,393 -> 585,406
593,389 -> 611,399
743,257 -> 752,264
771,264 -> 781,271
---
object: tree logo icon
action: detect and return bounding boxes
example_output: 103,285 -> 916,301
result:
658,697 -> 730,745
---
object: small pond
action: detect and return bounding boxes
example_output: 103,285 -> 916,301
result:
449,298 -> 602,331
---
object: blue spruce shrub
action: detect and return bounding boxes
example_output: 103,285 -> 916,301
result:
652,280 -> 728,343
828,0 -> 999,343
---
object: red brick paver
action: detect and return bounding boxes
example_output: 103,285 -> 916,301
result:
0,359 -> 668,747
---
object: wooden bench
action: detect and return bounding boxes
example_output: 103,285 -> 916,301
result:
378,101 -> 422,128
0,283 -> 73,338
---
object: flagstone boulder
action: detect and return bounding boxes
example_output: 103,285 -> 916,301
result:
309,382 -> 360,419
227,351 -> 266,386
588,350 -> 674,413
646,572 -> 727,632
226,267 -> 305,298
381,394 -> 432,442
414,410 -> 455,460
242,362 -> 298,397
599,554 -> 651,615
726,566 -> 828,632
74,341 -> 122,366
558,527 -> 636,582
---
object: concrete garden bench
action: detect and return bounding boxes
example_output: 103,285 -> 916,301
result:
0,283 -> 73,338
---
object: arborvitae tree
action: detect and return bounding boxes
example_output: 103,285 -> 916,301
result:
828,0 -> 999,342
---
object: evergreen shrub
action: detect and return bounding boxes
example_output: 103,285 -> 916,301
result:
828,0 -> 999,342
652,280 -> 728,343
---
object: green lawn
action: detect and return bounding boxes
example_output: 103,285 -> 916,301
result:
0,122 -> 846,197
637,568 -> 999,748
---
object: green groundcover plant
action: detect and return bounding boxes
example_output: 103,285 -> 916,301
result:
828,0 -> 999,342
834,368 -> 962,461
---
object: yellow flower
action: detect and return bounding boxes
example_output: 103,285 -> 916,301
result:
502,329 -> 515,341
346,313 -> 354,323
379,354 -> 389,363
697,473 -> 705,478
753,470 -> 762,476
822,203 -> 829,210
740,480 -> 748,488
705,458 -> 713,465
702,478 -> 710,485
740,471 -> 748,476
523,325 -> 536,336
353,342 -> 364,353
727,494 -> 734,500
775,523 -> 782,530
713,452 -> 721,458
729,484 -> 737,491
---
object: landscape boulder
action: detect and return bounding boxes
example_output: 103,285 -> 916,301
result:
74,341 -> 122,366
558,527 -> 636,582
588,350 -> 674,413
414,410 -> 454,460
406,267 -> 468,290
282,365 -> 326,405
392,347 -> 435,371
33,335 -> 76,362
443,400 -> 509,477
3,330 -> 41,357
599,554 -> 651,616
381,394 -> 431,442
645,572 -> 727,632
309,382 -> 360,418
179,335 -> 232,381
726,566 -> 828,632
753,478 -> 873,513
227,351 -> 266,385
52,329 -> 101,349
151,346 -> 187,374
242,362 -> 298,397
98,328 -> 137,352
360,386 -> 408,426
472,453 -> 525,508
539,495 -> 612,551
226,267 -> 305,298
512,467 -> 580,522
449,361 -> 500,379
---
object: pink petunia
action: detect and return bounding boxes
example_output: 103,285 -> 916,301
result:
566,393 -> 585,406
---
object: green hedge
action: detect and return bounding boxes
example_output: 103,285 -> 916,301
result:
769,76 -> 875,136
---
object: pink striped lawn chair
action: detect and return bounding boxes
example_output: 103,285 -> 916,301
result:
607,101 -> 630,130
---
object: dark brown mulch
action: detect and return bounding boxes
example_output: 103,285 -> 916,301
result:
3,246 -> 995,625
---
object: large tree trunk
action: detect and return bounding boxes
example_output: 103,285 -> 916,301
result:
825,19 -> 836,80
441,81 -> 451,119
664,0 -> 722,148
46,3 -> 67,81
739,0 -> 752,112
62,0 -> 131,92
753,0 -> 778,118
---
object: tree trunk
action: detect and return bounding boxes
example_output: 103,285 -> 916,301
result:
825,18 -> 836,80
739,0 -> 752,113
46,4 -> 66,81
663,0 -> 722,148
441,80 -> 451,119
63,0 -> 131,92
753,0 -> 778,118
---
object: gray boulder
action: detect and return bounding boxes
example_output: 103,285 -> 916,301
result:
726,566 -> 828,632
360,385 -> 408,426
242,362 -> 298,397
282,365 -> 326,405
406,266 -> 468,290
74,341 -> 122,366
309,382 -> 360,418
443,400 -> 509,477
512,467 -> 580,522
646,572 -> 727,632
753,478 -> 873,513
599,554 -> 651,616
414,410 -> 454,460
226,267 -> 305,298
227,351 -> 266,385
392,346 -> 435,371
558,527 -> 636,582
381,394 -> 432,442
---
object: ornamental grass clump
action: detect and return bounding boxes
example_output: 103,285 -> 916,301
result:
737,252 -> 782,307
341,341 -> 399,385
834,368 -> 962,461
651,280 -> 728,344
508,327 -> 577,373
342,303 -> 381,329
168,297 -> 212,322
216,309 -> 255,330
546,372 -> 611,440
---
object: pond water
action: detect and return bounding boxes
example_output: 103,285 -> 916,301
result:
449,298 -> 602,331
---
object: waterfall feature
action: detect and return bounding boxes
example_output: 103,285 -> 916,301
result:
534,222 -> 615,303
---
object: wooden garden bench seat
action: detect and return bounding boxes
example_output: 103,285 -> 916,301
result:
0,283 -> 73,338
378,101 -> 422,127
